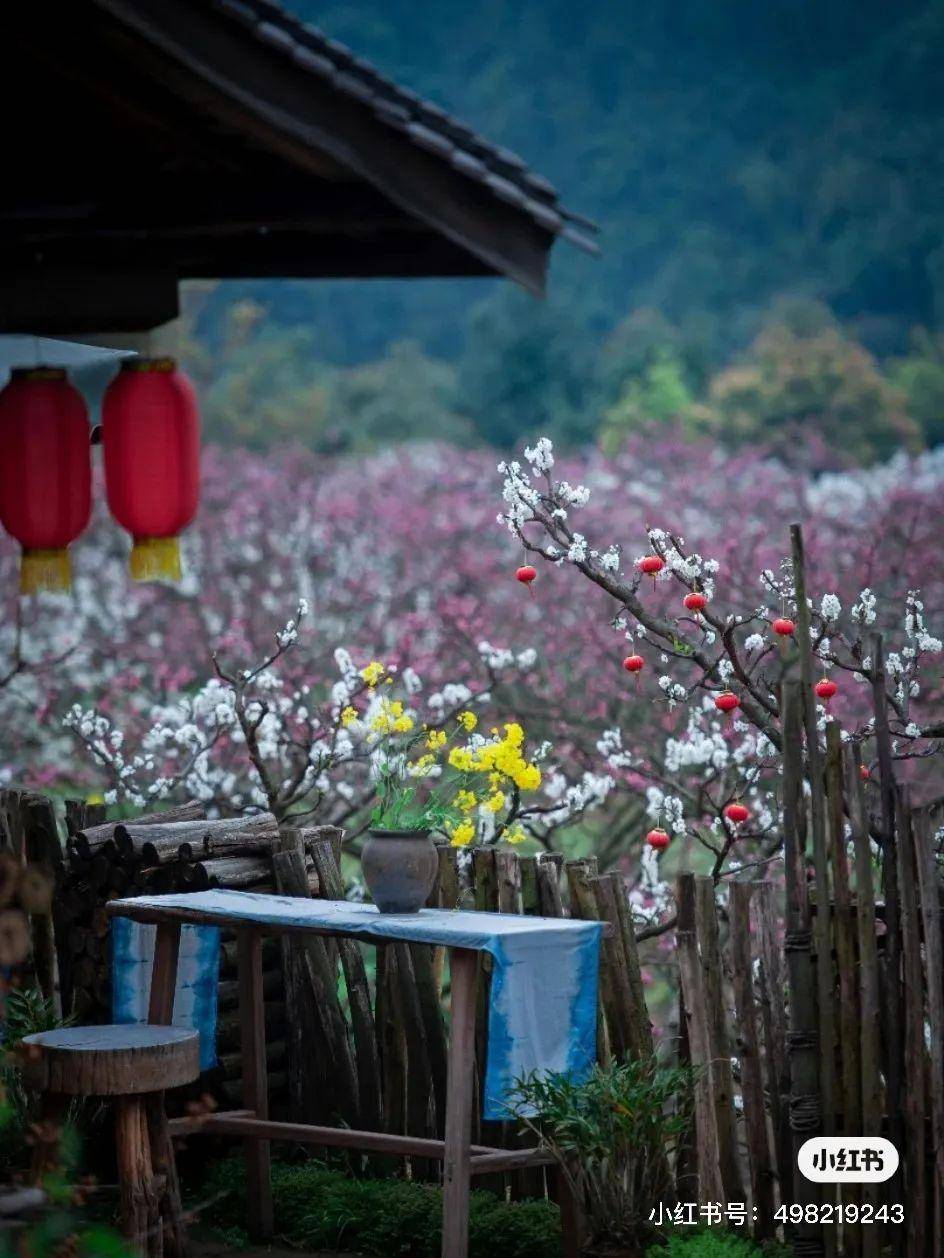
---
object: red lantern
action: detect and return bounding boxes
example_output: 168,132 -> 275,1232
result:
0,367 -> 91,593
815,678 -> 838,703
683,591 -> 707,614
772,617 -> 795,637
102,358 -> 199,581
516,565 -> 537,589
646,827 -> 670,850
622,654 -> 644,673
724,802 -> 750,825
638,555 -> 664,587
714,690 -> 740,714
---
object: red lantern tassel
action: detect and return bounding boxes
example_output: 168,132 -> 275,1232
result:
129,536 -> 182,583
20,547 -> 72,595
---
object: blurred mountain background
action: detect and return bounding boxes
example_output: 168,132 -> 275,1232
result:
172,0 -> 944,466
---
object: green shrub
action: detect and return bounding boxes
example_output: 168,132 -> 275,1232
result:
194,1157 -> 562,1258
508,1056 -> 695,1254
0,988 -> 77,1178
645,1231 -> 766,1257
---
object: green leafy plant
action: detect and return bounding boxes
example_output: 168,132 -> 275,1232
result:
194,1157 -> 562,1257
645,1231 -> 782,1257
0,988 -> 75,1177
508,1056 -> 695,1254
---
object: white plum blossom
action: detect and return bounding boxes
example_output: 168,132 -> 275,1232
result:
820,593 -> 842,622
851,588 -> 877,625
523,437 -> 554,472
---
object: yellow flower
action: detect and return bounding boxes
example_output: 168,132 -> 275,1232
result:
505,827 -> 527,845
449,820 -> 476,848
515,763 -> 542,792
455,789 -> 477,813
427,729 -> 448,750
484,791 -> 505,814
360,660 -> 386,688
458,711 -> 477,732
503,722 -> 524,748
448,747 -> 474,772
341,706 -> 358,727
393,715 -> 414,733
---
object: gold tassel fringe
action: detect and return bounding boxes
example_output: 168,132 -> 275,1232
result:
21,548 -> 72,595
130,536 -> 182,583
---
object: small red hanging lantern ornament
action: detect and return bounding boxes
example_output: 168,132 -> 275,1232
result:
516,564 -> 537,591
815,678 -> 838,704
0,367 -> 91,594
772,617 -> 795,637
102,358 -> 200,582
714,690 -> 740,714
724,802 -> 750,825
646,827 -> 670,850
683,591 -> 708,615
623,652 -> 644,691
859,764 -> 871,781
638,555 -> 664,587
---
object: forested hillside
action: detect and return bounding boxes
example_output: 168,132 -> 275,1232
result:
178,0 -> 944,460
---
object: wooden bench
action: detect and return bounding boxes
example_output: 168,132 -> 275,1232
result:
21,1024 -> 200,1258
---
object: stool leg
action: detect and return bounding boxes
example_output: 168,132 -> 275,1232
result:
115,1095 -> 162,1258
147,1093 -> 188,1258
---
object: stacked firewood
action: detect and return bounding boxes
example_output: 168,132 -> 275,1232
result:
56,800 -> 335,1113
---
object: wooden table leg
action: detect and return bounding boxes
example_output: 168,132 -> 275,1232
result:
148,922 -> 181,1024
146,921 -> 183,1255
442,948 -> 478,1258
238,928 -> 273,1240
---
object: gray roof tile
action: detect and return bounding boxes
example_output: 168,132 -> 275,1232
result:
209,0 -> 598,250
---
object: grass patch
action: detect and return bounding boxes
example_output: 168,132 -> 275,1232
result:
193,1157 -> 562,1258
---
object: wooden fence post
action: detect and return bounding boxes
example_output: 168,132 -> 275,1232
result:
272,829 -> 359,1127
781,679 -> 825,1258
675,872 -> 724,1207
752,880 -> 791,1206
897,795 -> 926,1258
729,882 -> 774,1239
870,635 -> 904,1171
693,876 -> 743,1205
845,744 -> 882,1258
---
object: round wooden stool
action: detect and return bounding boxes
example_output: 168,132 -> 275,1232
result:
21,1025 -> 200,1258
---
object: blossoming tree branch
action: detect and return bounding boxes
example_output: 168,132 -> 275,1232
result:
497,437 -> 943,922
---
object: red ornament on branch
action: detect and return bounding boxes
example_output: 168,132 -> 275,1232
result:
859,764 -> 871,781
623,653 -> 644,690
102,358 -> 200,582
683,591 -> 708,614
516,565 -> 537,590
772,617 -> 795,637
815,678 -> 838,703
724,802 -> 750,825
0,367 -> 91,593
714,690 -> 740,714
646,827 -> 670,850
638,555 -> 664,587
